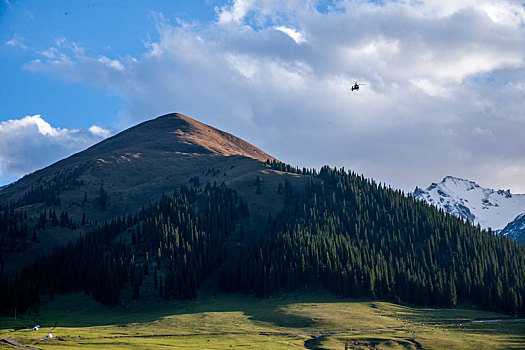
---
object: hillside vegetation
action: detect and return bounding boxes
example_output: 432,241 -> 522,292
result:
2,164 -> 524,318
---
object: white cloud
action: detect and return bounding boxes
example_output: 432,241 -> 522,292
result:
6,35 -> 27,49
96,56 -> 125,71
413,0 -> 525,27
88,125 -> 111,138
218,0 -> 256,25
410,78 -> 450,97
17,0 -> 525,193
0,115 -> 110,181
472,126 -> 494,138
274,26 -> 306,44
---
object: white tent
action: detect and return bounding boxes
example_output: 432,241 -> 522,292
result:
46,333 -> 53,338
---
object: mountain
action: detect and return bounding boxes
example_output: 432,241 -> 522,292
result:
2,113 -> 525,318
501,214 -> 525,244
0,113 -> 304,274
4,163 -> 525,317
0,113 -> 283,215
414,176 -> 525,235
0,112 -> 273,206
0,181 -> 13,192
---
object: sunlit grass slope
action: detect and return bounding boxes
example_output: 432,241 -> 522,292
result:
1,289 -> 524,349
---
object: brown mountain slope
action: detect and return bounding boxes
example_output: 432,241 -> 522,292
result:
79,112 -> 274,162
1,113 -> 275,207
0,113 -> 305,274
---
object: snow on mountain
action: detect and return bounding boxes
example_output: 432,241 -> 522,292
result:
501,214 -> 525,243
414,176 -> 525,231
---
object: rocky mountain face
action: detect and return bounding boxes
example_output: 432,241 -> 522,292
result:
414,176 -> 525,242
501,214 -> 525,244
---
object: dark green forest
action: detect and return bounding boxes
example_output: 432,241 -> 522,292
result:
1,164 -> 524,316
226,166 -> 525,316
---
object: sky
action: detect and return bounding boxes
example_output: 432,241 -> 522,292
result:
1,0 -> 525,193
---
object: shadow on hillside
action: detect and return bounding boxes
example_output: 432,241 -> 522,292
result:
388,301 -> 511,323
4,289 -> 347,330
459,322 -> 525,344
5,289 -> 523,343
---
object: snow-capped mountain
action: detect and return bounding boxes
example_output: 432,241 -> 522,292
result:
414,176 -> 525,233
501,214 -> 525,244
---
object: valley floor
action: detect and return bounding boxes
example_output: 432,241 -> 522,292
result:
1,290 -> 524,349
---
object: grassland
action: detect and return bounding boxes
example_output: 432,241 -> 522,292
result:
1,289 -> 524,349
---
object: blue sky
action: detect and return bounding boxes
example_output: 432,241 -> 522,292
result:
0,0 -> 218,128
1,0 -> 525,193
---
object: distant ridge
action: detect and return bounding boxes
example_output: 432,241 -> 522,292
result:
501,214 -> 525,244
414,176 -> 525,237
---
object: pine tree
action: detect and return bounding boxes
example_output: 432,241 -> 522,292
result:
255,175 -> 262,194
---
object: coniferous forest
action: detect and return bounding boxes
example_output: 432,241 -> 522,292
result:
1,165 -> 524,317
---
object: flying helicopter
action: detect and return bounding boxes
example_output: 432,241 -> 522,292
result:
351,82 -> 365,91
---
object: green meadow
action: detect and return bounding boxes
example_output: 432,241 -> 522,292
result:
1,289 -> 524,349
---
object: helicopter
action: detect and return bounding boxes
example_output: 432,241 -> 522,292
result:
351,82 -> 365,91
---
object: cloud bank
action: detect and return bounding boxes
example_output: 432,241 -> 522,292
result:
0,115 -> 110,183
20,0 -> 525,192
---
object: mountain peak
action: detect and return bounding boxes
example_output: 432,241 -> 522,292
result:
0,113 -> 277,216
415,176 -> 525,233
83,112 -> 274,163
440,176 -> 480,189
441,175 -> 468,183
0,113 -> 289,275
